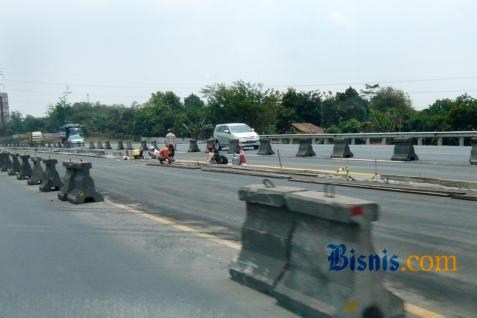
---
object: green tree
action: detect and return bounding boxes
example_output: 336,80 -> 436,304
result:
202,81 -> 281,134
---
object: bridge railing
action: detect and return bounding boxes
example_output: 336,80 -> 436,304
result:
261,131 -> 477,146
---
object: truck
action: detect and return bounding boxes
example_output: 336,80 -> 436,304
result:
27,131 -> 45,145
59,124 -> 85,146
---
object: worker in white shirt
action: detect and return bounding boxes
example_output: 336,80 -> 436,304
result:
165,129 -> 176,157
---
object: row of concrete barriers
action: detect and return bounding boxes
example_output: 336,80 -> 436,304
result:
230,182 -> 404,318
0,151 -> 103,204
257,137 -> 477,164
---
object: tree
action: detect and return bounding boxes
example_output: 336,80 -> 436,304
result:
202,81 -> 281,134
184,94 -> 205,108
370,87 -> 414,121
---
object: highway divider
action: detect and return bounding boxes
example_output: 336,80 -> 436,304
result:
17,154 -> 32,180
28,157 -> 44,185
391,138 -> 419,161
58,161 -> 104,204
230,182 -> 404,318
470,137 -> 477,165
8,153 -> 21,176
296,139 -> 316,157
39,159 -> 64,192
331,138 -> 354,158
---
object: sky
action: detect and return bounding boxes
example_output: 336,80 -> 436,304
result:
0,0 -> 476,117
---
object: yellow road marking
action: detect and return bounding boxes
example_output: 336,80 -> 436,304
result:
105,198 -> 240,250
405,303 -> 445,318
105,197 -> 443,318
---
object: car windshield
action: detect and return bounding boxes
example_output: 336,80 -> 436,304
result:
229,125 -> 252,133
70,128 -> 84,136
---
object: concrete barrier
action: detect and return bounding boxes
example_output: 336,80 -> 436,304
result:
152,140 -> 158,149
188,139 -> 201,152
104,141 -> 112,150
229,184 -> 307,293
228,139 -> 241,154
0,152 -> 5,168
8,153 -> 21,176
89,141 -> 96,149
17,154 -> 32,180
58,161 -> 103,204
28,157 -> 44,185
331,138 -> 353,158
470,138 -> 477,165
39,159 -> 64,192
126,141 -> 133,150
296,139 -> 316,157
141,140 -> 148,151
257,138 -> 275,155
391,138 -> 418,161
97,141 -> 104,149
230,184 -> 404,318
274,190 -> 403,318
1,152 -> 11,172
117,140 -> 125,150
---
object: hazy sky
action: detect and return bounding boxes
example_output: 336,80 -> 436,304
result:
1,0 -> 476,116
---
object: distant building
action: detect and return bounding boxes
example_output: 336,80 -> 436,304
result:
290,123 -> 324,134
0,92 -> 9,124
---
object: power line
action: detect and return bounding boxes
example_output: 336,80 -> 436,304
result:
4,75 -> 477,90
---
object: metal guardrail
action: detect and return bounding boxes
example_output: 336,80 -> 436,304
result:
261,131 -> 477,140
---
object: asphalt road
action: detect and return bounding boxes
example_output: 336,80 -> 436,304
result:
1,148 -> 476,317
172,143 -> 477,182
0,173 -> 296,318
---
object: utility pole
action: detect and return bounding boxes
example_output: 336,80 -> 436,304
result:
61,85 -> 72,104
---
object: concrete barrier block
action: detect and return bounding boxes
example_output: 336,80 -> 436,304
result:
1,152 -> 11,172
331,138 -> 354,158
296,139 -> 316,157
228,139 -> 240,154
28,157 -> 44,185
104,141 -> 112,149
8,153 -> 21,176
117,140 -> 125,150
17,154 -> 32,180
470,138 -> 477,165
96,141 -> 104,149
39,159 -> 64,192
274,190 -> 403,318
141,140 -> 148,151
257,138 -> 275,155
391,138 -> 418,161
58,161 -> 103,204
188,139 -> 201,152
230,185 -> 307,293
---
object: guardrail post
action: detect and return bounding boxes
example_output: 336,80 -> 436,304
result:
351,138 -> 356,145
381,137 -> 386,145
366,137 -> 371,145
323,138 -> 328,145
459,137 -> 465,147
437,137 -> 443,146
417,137 -> 423,146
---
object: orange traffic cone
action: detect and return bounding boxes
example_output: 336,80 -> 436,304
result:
239,148 -> 247,166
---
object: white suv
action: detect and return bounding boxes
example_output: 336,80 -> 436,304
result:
213,123 -> 260,150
